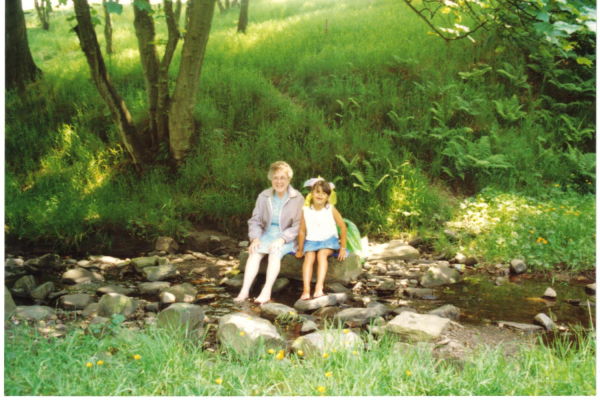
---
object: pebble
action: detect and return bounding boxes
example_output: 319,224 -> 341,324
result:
542,288 -> 557,299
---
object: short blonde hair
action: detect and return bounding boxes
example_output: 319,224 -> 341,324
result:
267,161 -> 294,180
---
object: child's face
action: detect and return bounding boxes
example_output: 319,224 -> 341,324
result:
312,186 -> 330,207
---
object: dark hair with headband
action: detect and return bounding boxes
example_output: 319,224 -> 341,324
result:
310,180 -> 332,205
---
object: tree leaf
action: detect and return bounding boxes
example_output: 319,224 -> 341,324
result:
576,57 -> 593,67
133,0 -> 153,13
105,0 -> 123,15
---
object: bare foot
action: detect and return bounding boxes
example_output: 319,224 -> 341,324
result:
313,291 -> 326,299
300,293 -> 311,301
233,294 -> 249,303
254,295 -> 271,305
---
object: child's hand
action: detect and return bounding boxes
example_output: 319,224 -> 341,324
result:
295,250 -> 303,259
337,248 -> 347,261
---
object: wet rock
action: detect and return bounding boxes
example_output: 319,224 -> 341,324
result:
12,275 -> 37,298
510,259 -> 527,275
272,277 -> 290,294
62,268 -> 104,284
426,304 -> 460,321
260,303 -> 297,322
141,265 -> 177,281
495,321 -> 542,332
291,330 -> 362,356
495,277 -> 509,286
294,293 -> 348,312
15,305 -> 56,321
86,316 -> 110,338
5,287 -> 16,317
387,312 -> 451,341
378,280 -> 396,291
131,256 -> 159,273
156,236 -> 179,254
82,303 -> 99,318
368,241 -> 420,262
217,312 -> 284,354
159,283 -> 197,304
222,274 -> 244,289
301,320 -> 318,333
420,266 -> 460,288
542,288 -> 557,299
585,283 -> 596,294
327,283 -> 351,294
464,257 -> 478,266
97,285 -> 134,296
157,303 -> 205,339
408,237 -> 423,247
98,293 -> 138,318
138,281 -> 171,295
534,313 -> 555,331
239,252 -> 361,285
397,288 -> 435,299
60,294 -> 95,310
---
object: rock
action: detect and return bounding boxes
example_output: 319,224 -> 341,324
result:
454,253 -> 467,264
131,256 -> 159,273
510,259 -> 527,275
15,305 -> 56,321
585,283 -> 596,294
222,274 -> 244,289
495,277 -> 509,286
378,280 -> 396,291
183,229 -> 235,253
391,306 -> 417,316
138,281 -> 170,295
239,252 -> 361,285
420,266 -> 460,288
387,312 -> 451,341
155,237 -> 179,254
408,237 -> 423,247
327,283 -> 351,294
464,257 -> 478,266
82,303 -> 99,318
294,293 -> 348,312
398,288 -> 435,299
97,285 -> 134,296
301,320 -> 318,333
534,313 -> 555,331
60,294 -> 95,310
312,306 -> 340,319
145,302 -> 160,313
238,241 -> 249,248
182,254 -> 196,261
333,302 -> 390,327
141,265 -> 177,281
61,268 -> 104,284
30,282 -> 54,301
272,277 -> 290,294
86,316 -> 111,338
157,303 -> 205,339
12,275 -> 37,297
260,303 -> 296,322
291,330 -> 362,356
495,321 -> 542,332
368,241 -> 420,262
76,260 -> 95,268
443,229 -> 460,241
5,258 -> 24,268
89,255 -> 120,265
28,253 -> 61,269
542,288 -> 557,299
426,305 -> 460,321
159,283 -> 197,304
5,286 -> 16,317
97,293 -> 138,318
217,312 -> 285,354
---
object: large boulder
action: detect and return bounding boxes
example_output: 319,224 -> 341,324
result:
239,252 -> 361,285
157,303 -> 205,339
294,293 -> 348,312
138,281 -> 171,295
60,294 -> 96,310
61,268 -> 104,284
291,330 -> 362,356
30,282 -> 55,301
159,283 -> 197,304
216,313 -> 285,354
97,293 -> 138,318
5,287 -> 16,317
141,265 -> 177,282
15,305 -> 56,321
386,312 -> 451,341
368,241 -> 420,262
419,266 -> 460,288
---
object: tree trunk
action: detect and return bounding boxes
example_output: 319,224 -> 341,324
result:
174,0 -> 182,27
156,0 -> 180,145
133,0 -> 160,147
102,0 -> 114,55
237,0 -> 249,33
169,0 -> 216,163
34,0 -> 49,30
216,0 -> 224,14
72,0 -> 147,167
225,0 -> 230,10
6,0 -> 42,91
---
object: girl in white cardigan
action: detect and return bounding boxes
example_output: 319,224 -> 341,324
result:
295,178 -> 347,300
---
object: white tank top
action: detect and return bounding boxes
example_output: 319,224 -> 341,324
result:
304,205 -> 339,241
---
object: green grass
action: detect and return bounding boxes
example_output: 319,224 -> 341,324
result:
6,0 -> 595,270
4,323 -> 595,395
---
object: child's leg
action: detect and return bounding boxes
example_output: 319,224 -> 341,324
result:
255,252 -> 281,304
300,252 -> 316,300
314,249 -> 334,298
234,252 -> 266,302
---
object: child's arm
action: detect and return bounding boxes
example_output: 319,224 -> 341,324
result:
332,207 -> 348,261
295,211 -> 306,258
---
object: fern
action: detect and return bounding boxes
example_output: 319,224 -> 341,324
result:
493,95 -> 526,123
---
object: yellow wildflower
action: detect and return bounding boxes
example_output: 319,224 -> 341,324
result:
353,351 -> 358,355
343,329 -> 350,334
289,311 -> 295,315
554,184 -> 559,187
325,372 -> 332,378
323,353 -> 329,359
406,371 -> 412,376
530,230 -> 534,234
86,362 -> 93,368
543,239 -> 548,244
569,239 -> 573,242
297,350 -> 304,356
575,212 -> 580,216
133,354 -> 141,361
276,350 -> 284,360
560,206 -> 565,209
317,386 -> 326,393
240,331 -> 245,336
216,378 -> 223,385
268,349 -> 275,354
97,360 -> 104,366
332,349 -> 337,353
552,208 -> 556,211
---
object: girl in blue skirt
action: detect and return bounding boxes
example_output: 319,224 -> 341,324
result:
295,178 -> 348,300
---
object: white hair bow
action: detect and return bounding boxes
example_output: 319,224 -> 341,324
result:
303,177 -> 335,189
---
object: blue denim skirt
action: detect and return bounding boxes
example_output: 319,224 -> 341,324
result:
302,235 -> 340,255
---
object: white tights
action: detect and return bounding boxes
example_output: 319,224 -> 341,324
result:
236,252 -> 281,303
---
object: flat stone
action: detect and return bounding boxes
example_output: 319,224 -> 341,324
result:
510,259 -> 527,275
327,283 -> 351,294
15,305 -> 56,321
131,256 -> 159,273
533,313 -> 555,331
542,288 -> 557,299
5,258 -> 24,268
260,302 -> 297,321
97,285 -> 134,296
387,312 -> 451,341
333,304 -> 388,328
294,293 -> 348,312
312,306 -> 340,319
157,303 -> 205,339
391,306 -> 418,315
141,265 -> 177,281
62,268 -> 104,284
159,283 -> 197,304
89,255 -> 120,265
97,293 -> 138,318
138,281 -> 171,295
239,252 -> 361,285
222,274 -> 244,289
426,304 -> 460,321
60,294 -> 95,310
216,312 -> 285,354
301,320 -> 318,333
378,280 -> 396,291
495,320 -> 542,332
420,266 -> 460,288
82,303 -> 99,318
368,241 -> 420,262
291,330 -> 362,356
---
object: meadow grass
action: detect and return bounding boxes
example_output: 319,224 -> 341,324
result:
6,0 -> 595,270
4,322 -> 595,395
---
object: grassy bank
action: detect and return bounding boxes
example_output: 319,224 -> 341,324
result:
4,323 -> 595,396
6,0 -> 595,270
